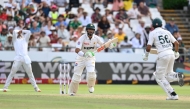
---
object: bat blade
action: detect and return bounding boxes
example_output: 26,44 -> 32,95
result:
96,37 -> 118,53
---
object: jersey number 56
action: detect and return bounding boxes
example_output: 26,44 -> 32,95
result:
158,35 -> 171,44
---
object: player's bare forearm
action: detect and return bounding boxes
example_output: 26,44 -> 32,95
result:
75,48 -> 85,57
174,41 -> 179,52
18,30 -> 22,35
75,48 -> 81,54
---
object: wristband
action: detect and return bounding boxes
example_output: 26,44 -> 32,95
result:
78,51 -> 84,57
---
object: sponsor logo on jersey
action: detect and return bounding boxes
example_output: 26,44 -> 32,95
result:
83,42 -> 89,45
84,47 -> 94,49
78,42 -> 80,45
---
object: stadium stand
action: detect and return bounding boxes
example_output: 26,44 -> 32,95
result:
160,10 -> 190,48
0,0 -> 188,58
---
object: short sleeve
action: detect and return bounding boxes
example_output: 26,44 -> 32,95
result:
147,32 -> 154,46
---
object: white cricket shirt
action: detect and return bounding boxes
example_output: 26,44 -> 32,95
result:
147,27 -> 176,57
76,34 -> 104,54
13,30 -> 32,64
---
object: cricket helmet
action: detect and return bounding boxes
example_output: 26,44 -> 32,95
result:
152,18 -> 162,28
86,23 -> 95,36
86,24 -> 95,30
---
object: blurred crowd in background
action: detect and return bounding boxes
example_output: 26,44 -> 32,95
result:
0,0 -> 185,60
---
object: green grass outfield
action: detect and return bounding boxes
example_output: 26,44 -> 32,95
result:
0,84 -> 190,109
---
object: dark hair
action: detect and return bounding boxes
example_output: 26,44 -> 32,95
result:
29,35 -> 34,40
114,0 -> 121,2
18,19 -> 23,24
95,7 -> 100,11
41,31 -> 46,34
58,15 -> 64,18
100,16 -> 109,24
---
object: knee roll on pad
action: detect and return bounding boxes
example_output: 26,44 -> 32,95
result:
87,72 -> 96,79
72,74 -> 81,82
87,72 -> 96,87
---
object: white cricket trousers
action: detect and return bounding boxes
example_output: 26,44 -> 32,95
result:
74,56 -> 95,79
4,61 -> 38,89
156,54 -> 176,79
155,54 -> 176,94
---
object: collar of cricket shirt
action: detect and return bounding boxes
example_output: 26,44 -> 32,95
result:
86,34 -> 94,40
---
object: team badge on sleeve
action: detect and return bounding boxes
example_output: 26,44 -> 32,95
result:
75,63 -> 78,66
78,42 -> 80,45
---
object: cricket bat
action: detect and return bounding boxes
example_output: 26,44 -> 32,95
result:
94,37 -> 118,53
150,48 -> 158,54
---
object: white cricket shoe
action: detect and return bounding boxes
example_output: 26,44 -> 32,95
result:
2,88 -> 8,92
89,87 -> 94,93
69,93 -> 75,96
166,95 -> 179,100
34,87 -> 41,92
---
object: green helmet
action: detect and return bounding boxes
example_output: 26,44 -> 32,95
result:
86,24 -> 95,36
152,18 -> 162,28
86,24 -> 95,30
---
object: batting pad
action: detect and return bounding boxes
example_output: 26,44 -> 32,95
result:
68,74 -> 81,94
68,81 -> 79,94
87,72 -> 96,88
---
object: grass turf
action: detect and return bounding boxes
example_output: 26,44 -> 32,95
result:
0,84 -> 189,109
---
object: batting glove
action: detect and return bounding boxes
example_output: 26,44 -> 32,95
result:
142,54 -> 148,61
174,51 -> 180,59
142,51 -> 149,61
109,42 -> 116,49
84,51 -> 94,58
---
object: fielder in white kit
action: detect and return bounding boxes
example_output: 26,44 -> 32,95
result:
143,18 -> 184,100
3,29 -> 41,92
69,24 -> 115,96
